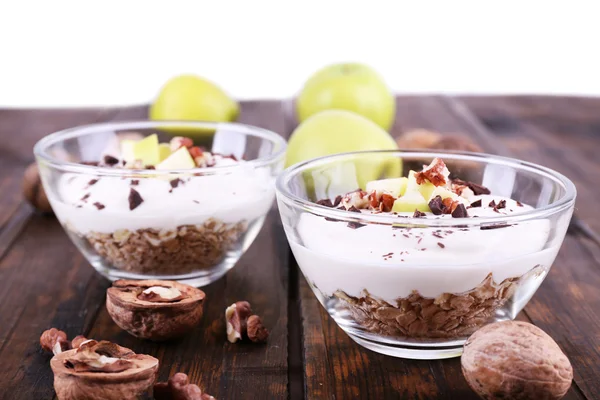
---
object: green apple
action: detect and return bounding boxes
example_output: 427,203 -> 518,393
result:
366,177 -> 408,197
156,147 -> 195,170
132,134 -> 160,166
297,63 -> 395,131
392,191 -> 430,213
149,74 -> 239,140
287,110 -> 401,190
158,143 -> 172,162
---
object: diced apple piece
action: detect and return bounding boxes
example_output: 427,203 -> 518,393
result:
392,191 -> 430,213
417,181 -> 436,202
156,146 -> 195,170
366,177 -> 408,197
158,143 -> 172,162
120,139 -> 136,163
132,134 -> 160,166
405,170 -> 420,193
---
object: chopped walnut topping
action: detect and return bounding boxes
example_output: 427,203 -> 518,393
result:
170,136 -> 194,151
415,158 -> 450,187
341,190 -> 369,209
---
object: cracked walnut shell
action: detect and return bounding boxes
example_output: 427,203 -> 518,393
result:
106,279 -> 205,341
50,341 -> 158,400
462,321 -> 573,400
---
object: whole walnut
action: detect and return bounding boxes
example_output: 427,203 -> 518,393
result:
396,129 -> 441,149
462,321 -> 573,400
23,162 -> 53,214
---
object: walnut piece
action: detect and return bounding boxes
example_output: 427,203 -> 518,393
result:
225,301 -> 252,343
154,372 -> 215,400
70,335 -> 89,349
170,136 -> 194,151
247,315 -> 270,343
415,157 -> 449,187
40,328 -> 70,355
462,321 -> 573,400
23,162 -> 53,214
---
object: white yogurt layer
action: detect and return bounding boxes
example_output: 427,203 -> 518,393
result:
290,195 -> 564,300
51,160 -> 274,234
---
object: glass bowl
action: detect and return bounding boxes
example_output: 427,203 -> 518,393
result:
34,121 -> 286,287
276,150 -> 575,359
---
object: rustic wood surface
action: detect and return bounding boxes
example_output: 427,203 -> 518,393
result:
0,96 -> 598,399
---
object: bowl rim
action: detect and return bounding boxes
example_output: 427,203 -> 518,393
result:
275,149 -> 577,227
33,120 -> 287,176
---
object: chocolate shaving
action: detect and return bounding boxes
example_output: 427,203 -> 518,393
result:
437,242 -> 445,249
103,155 -> 119,166
333,195 -> 343,207
169,178 -> 184,190
145,165 -> 156,170
413,210 -> 426,218
316,199 -> 334,207
93,202 -> 105,210
453,179 -> 491,196
451,203 -> 468,218
81,193 -> 90,202
88,179 -> 99,186
470,199 -> 482,208
347,206 -> 361,213
128,188 -> 144,210
81,161 -> 99,166
130,179 -> 139,186
481,224 -> 512,230
496,199 -> 506,209
347,221 -> 366,229
432,232 -> 444,239
516,200 -> 523,207
428,195 -> 445,215
488,200 -> 496,208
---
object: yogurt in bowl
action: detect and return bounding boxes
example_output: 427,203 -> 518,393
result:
34,121 -> 286,287
276,151 -> 575,359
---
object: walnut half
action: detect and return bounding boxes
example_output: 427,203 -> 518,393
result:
106,279 -> 205,341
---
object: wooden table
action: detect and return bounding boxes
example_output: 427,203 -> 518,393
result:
0,96 -> 599,400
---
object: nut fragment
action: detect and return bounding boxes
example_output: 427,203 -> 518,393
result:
23,162 -> 53,214
247,315 -> 270,343
40,328 -> 70,355
154,372 -> 215,400
106,279 -> 205,341
462,321 -> 573,400
225,301 -> 252,343
170,136 -> 194,151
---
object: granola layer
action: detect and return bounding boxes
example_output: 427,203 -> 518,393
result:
334,268 -> 541,339
83,218 -> 247,275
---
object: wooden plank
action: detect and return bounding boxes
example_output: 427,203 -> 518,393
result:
0,108 -> 119,258
452,96 -> 600,400
0,101 -> 292,400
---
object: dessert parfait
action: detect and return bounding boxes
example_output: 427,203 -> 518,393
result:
276,151 -> 575,359
35,121 -> 286,286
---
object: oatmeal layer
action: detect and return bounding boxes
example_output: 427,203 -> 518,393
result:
334,267 -> 542,339
83,219 -> 247,275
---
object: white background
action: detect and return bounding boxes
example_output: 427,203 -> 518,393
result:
1,1 -> 599,107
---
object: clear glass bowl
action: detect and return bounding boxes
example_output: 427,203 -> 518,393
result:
276,150 -> 576,359
34,121 -> 286,287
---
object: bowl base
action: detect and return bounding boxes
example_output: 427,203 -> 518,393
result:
346,332 -> 464,360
